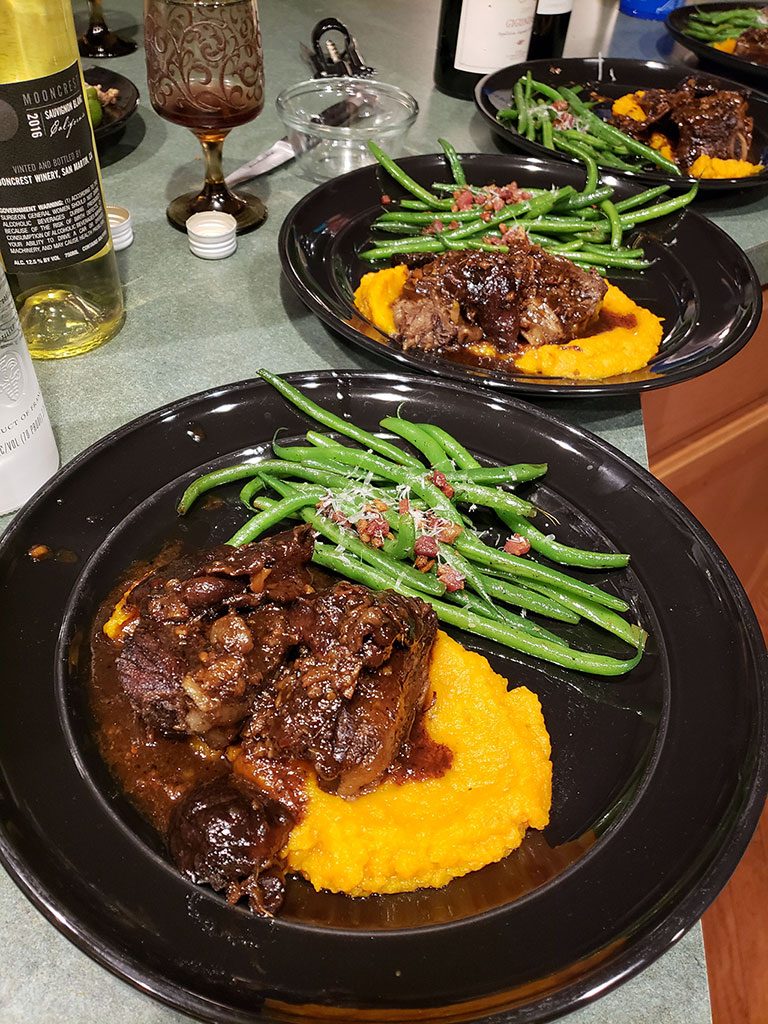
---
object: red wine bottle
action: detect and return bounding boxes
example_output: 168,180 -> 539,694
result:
434,0 -> 538,100
527,0 -> 573,60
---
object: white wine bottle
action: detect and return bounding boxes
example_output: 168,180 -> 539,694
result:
0,0 -> 124,358
0,271 -> 58,514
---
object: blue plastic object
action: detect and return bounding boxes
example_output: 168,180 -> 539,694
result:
619,0 -> 683,20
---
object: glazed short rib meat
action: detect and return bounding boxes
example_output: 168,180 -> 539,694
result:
392,237 -> 607,354
110,525 -> 439,912
733,28 -> 768,65
244,582 -> 438,797
115,525 -> 315,745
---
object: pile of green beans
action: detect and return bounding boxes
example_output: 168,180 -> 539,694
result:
497,72 -> 685,177
361,137 -> 697,276
177,369 -> 648,678
684,6 -> 765,43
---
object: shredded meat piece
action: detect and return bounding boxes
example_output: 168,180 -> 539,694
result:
392,240 -> 606,354
733,27 -> 768,65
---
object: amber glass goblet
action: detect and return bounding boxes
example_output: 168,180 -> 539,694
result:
78,0 -> 138,58
144,0 -> 267,233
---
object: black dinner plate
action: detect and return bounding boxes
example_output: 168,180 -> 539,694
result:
278,153 -> 761,397
83,66 -> 140,145
667,2 -> 768,84
475,57 -> 768,190
0,371 -> 766,1024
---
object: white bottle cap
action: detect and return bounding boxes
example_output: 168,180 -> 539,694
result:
186,212 -> 237,260
106,205 -> 134,251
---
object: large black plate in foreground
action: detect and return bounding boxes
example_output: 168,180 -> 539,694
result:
83,66 -> 140,146
278,154 -> 761,397
667,2 -> 768,85
0,371 -> 766,1024
475,57 -> 768,190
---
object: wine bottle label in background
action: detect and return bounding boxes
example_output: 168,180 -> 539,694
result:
454,0 -> 538,73
0,62 -> 109,274
536,0 -> 573,13
0,276 -> 59,516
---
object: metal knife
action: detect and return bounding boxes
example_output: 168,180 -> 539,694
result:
225,96 -> 365,186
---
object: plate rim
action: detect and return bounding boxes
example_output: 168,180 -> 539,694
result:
277,152 -> 763,398
1,369 -> 767,1023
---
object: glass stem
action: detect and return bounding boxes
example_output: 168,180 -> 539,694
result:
197,133 -> 240,212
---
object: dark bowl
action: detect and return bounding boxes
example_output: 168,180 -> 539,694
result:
666,1 -> 768,84
0,370 -> 766,1023
83,66 -> 140,145
475,57 -> 768,190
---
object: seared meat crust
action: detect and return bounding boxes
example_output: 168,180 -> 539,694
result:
392,239 -> 606,354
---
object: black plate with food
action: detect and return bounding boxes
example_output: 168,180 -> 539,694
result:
475,57 -> 768,189
0,370 -> 766,1024
667,2 -> 768,82
279,152 -> 760,396
83,66 -> 140,145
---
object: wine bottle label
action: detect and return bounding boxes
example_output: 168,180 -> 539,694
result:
454,0 -> 538,73
0,62 -> 109,273
536,0 -> 573,13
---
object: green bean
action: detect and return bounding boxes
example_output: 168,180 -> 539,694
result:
456,532 -> 630,611
359,237 -> 447,261
375,208 -> 480,224
594,151 -> 645,173
613,185 -> 670,213
450,479 -> 535,518
226,493 -> 317,547
438,137 -> 466,186
448,589 -> 567,644
562,185 -> 614,211
258,368 -> 423,469
452,463 -> 548,486
481,573 -> 580,622
239,475 -> 265,509
545,247 -> 650,269
618,185 -> 698,227
581,242 -> 645,258
541,115 -> 554,150
380,416 -> 453,469
521,218 -> 606,235
600,199 -> 623,249
439,543 -> 497,615
418,423 -> 478,471
558,129 -> 627,154
399,199 -> 431,210
500,513 -> 630,569
367,141 -> 452,209
521,580 -> 646,648
558,86 -> 682,177
371,222 -> 423,236
552,135 -> 599,194
513,79 -> 528,136
266,476 -> 446,597
312,544 -> 643,675
178,463 -> 262,514
385,511 -> 416,560
529,78 -> 565,103
496,106 -> 519,121
442,190 -> 563,241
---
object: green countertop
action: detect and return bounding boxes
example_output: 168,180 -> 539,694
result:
4,0 -> 752,1019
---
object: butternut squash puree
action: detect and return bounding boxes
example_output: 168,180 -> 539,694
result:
713,37 -> 737,52
353,264 -> 409,336
688,154 -> 764,178
512,284 -> 663,378
285,631 -> 552,896
611,91 -> 647,122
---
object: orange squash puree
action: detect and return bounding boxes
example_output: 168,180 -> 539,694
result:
512,284 -> 662,378
353,264 -> 409,336
284,631 -> 551,897
611,91 -> 647,122
688,154 -> 764,178
713,37 -> 738,52
649,132 -> 674,161
354,266 -> 663,381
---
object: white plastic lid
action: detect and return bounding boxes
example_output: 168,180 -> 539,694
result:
106,205 -> 134,251
186,212 -> 237,260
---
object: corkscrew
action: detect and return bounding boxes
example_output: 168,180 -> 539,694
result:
300,17 -> 375,78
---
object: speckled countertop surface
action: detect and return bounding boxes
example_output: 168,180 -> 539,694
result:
6,0 -> 763,1018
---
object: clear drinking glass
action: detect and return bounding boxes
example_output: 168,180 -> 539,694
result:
144,0 -> 267,233
78,0 -> 138,58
